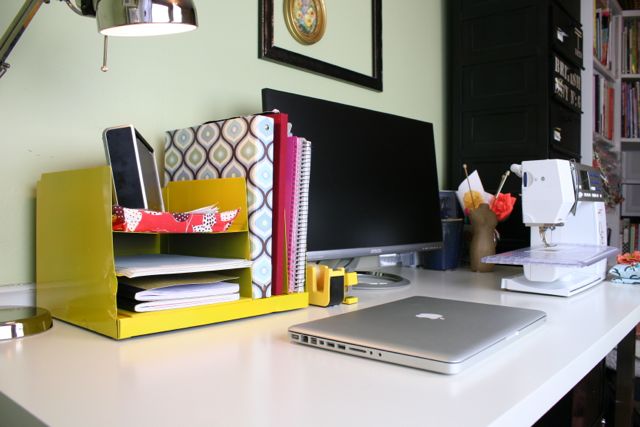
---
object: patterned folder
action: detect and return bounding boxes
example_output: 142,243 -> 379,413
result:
164,115 -> 274,298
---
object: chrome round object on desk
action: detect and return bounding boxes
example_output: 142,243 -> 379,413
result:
0,306 -> 52,340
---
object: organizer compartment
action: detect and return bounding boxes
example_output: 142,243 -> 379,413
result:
36,166 -> 307,339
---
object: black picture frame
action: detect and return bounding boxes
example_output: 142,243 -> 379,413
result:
259,0 -> 383,91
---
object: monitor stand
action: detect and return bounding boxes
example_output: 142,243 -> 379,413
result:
355,271 -> 410,289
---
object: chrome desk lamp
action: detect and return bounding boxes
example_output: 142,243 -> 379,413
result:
0,0 -> 198,78
0,0 -> 197,338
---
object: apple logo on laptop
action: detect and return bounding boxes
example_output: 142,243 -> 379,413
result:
416,313 -> 445,320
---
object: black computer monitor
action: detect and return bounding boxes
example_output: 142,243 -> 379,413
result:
262,89 -> 442,283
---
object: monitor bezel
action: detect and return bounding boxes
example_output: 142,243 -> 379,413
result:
306,242 -> 443,262
262,88 -> 443,263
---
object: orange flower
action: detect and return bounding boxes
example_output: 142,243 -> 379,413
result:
617,251 -> 640,265
490,193 -> 516,222
462,190 -> 484,212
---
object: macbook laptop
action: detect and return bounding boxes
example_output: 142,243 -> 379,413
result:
288,296 -> 546,374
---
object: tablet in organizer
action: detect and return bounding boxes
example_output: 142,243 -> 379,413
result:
103,124 -> 164,212
289,296 -> 546,374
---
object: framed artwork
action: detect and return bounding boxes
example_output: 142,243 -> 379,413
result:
283,0 -> 326,45
259,0 -> 382,91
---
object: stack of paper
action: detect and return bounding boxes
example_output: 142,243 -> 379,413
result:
117,271 -> 242,313
114,254 -> 252,278
118,294 -> 240,312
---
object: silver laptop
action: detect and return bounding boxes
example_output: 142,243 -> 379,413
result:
288,296 -> 546,374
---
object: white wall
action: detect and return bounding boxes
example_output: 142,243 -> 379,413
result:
0,1 -> 446,289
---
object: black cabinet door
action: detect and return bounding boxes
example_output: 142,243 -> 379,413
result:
448,0 -> 581,250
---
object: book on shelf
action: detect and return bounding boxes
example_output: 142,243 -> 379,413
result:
623,17 -> 640,74
595,7 -> 612,68
621,219 -> 640,253
164,114 -> 274,298
622,218 -> 631,253
594,74 -> 615,140
621,80 -> 640,138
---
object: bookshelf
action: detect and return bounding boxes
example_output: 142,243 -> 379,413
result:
591,0 -> 625,249
591,0 -> 640,250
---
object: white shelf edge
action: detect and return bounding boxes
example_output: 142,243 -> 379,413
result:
622,10 -> 640,17
594,60 -> 618,81
609,0 -> 624,14
622,140 -> 640,151
598,0 -> 624,14
621,73 -> 640,79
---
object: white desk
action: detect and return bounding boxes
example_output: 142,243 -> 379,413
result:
2,267 -> 640,427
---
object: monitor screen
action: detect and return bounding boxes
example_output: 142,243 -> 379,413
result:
262,88 -> 442,262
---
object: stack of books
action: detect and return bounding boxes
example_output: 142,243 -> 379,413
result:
164,112 -> 312,299
594,6 -> 613,69
267,112 -> 312,295
622,218 -> 640,253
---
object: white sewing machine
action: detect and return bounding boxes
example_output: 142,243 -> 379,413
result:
483,159 -> 617,297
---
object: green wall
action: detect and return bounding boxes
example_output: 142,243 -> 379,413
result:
0,0 -> 445,285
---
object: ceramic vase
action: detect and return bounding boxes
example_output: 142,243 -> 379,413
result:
469,203 -> 498,272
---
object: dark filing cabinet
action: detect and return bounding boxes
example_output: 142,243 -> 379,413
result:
448,0 -> 583,250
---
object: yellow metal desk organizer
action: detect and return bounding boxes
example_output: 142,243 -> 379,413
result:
36,166 -> 308,339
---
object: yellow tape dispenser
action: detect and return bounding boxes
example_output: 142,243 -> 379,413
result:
306,264 -> 358,307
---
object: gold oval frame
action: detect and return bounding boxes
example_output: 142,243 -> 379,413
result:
283,0 -> 326,45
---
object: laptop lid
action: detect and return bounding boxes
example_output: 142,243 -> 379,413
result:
288,296 -> 546,374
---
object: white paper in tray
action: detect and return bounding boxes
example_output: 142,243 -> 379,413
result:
482,244 -> 619,267
115,254 -> 252,278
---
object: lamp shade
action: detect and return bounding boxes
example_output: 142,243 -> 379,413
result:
96,0 -> 197,37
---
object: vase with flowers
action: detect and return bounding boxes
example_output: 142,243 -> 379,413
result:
457,165 -> 517,272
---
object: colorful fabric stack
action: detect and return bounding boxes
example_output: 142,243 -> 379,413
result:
112,206 -> 240,234
609,251 -> 640,284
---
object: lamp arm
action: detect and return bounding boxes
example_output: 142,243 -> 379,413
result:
1,0 -> 197,79
0,0 -> 95,80
0,0 -> 47,79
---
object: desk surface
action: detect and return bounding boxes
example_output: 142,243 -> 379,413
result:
2,267 -> 640,427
